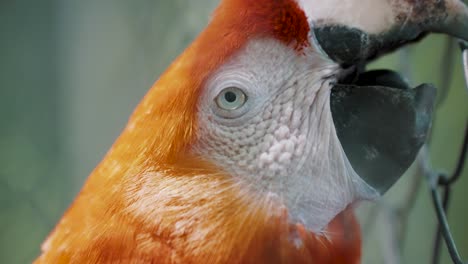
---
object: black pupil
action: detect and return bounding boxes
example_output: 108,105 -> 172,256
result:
224,91 -> 237,103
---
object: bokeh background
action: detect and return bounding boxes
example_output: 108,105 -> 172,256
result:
1,1 -> 467,263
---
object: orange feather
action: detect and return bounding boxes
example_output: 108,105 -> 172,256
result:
35,0 -> 361,263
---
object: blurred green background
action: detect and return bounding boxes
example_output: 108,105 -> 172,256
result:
0,1 -> 466,263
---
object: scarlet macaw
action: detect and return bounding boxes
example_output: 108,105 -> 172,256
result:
35,0 -> 468,263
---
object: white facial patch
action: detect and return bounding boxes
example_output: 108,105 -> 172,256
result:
296,0 -> 395,34
193,38 -> 378,232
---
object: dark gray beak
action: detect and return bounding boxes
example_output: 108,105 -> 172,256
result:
315,0 -> 468,194
331,72 -> 436,194
313,0 -> 468,66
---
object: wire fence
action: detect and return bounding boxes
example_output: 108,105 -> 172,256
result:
429,41 -> 468,264
363,38 -> 468,264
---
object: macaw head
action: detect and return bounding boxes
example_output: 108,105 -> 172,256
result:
124,0 -> 468,220
179,0 -> 468,231
69,0 -> 467,261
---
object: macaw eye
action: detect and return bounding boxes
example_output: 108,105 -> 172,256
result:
215,87 -> 247,110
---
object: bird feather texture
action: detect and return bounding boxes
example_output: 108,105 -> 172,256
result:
35,0 -> 362,263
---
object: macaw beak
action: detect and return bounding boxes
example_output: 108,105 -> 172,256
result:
311,0 -> 468,65
305,0 -> 468,195
431,1 -> 468,41
330,73 -> 436,194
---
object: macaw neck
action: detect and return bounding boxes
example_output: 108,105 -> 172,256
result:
119,166 -> 363,263
36,145 -> 362,264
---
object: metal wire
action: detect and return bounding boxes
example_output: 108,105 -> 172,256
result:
425,41 -> 468,264
363,38 -> 468,264
430,41 -> 468,264
431,122 -> 468,264
461,41 -> 468,92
